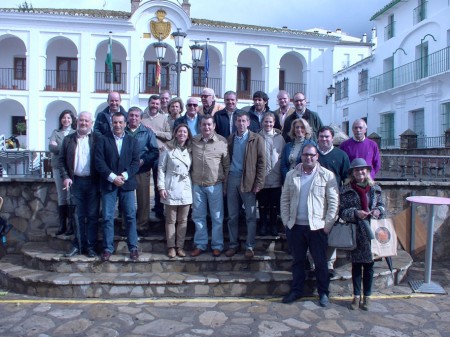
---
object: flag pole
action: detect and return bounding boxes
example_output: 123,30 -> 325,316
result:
204,38 -> 209,87
106,31 -> 113,92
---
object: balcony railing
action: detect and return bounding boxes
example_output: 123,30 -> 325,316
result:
0,150 -> 52,177
139,73 -> 176,94
94,72 -> 127,93
0,68 -> 27,90
280,82 -> 307,98
370,45 -> 450,94
237,80 -> 265,99
413,1 -> 427,25
44,70 -> 77,92
384,22 -> 395,41
378,154 -> 448,181
380,136 -> 446,149
192,77 -> 222,98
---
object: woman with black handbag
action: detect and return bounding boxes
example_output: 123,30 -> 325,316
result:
339,158 -> 385,311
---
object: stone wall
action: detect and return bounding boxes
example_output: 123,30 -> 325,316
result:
0,178 -> 58,253
1,178 -> 450,258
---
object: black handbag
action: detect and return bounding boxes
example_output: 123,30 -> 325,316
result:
328,219 -> 357,250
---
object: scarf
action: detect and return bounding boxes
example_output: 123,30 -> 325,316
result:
351,181 -> 370,211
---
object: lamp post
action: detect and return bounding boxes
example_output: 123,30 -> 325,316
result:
325,84 -> 335,104
153,28 -> 203,97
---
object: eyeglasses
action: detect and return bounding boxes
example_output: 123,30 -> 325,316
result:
301,153 -> 317,158
201,95 -> 211,98
187,103 -> 198,107
294,99 -> 306,102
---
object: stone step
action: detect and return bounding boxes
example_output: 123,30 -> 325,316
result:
47,232 -> 289,254
21,242 -> 292,273
0,248 -> 413,298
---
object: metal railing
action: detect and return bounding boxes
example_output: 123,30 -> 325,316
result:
94,72 -> 127,93
0,68 -> 27,90
281,82 -> 307,98
0,150 -> 52,177
413,1 -> 427,24
44,70 -> 77,92
192,77 -> 222,98
380,136 -> 446,149
378,154 -> 448,181
139,73 -> 176,94
370,45 -> 450,94
237,80 -> 265,99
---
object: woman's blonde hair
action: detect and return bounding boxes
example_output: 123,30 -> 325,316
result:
289,118 -> 312,140
345,168 -> 375,186
167,123 -> 192,151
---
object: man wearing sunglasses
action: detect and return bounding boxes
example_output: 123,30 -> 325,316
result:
173,97 -> 201,136
198,87 -> 224,116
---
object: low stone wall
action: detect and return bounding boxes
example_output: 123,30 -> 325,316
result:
1,178 -> 450,258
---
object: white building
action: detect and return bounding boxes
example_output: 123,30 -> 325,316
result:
333,0 -> 450,145
0,0 -> 373,150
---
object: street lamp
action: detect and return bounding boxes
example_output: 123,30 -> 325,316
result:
325,84 -> 335,104
153,28 -> 203,97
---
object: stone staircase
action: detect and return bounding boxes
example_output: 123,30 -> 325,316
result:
0,229 -> 413,298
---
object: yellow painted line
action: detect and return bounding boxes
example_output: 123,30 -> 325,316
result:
0,293 -> 438,305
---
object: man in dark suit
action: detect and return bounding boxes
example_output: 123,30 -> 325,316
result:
95,112 -> 140,261
59,111 -> 100,258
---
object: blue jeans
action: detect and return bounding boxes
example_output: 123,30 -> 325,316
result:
192,183 -> 224,251
226,175 -> 257,250
352,262 -> 374,296
101,188 -> 138,253
71,176 -> 100,251
286,224 -> 329,297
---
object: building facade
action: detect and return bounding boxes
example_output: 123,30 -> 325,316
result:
0,0 -> 374,150
333,0 -> 450,145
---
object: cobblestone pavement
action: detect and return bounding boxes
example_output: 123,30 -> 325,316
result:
0,260 -> 449,337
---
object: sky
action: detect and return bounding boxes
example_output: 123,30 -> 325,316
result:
1,0 -> 387,38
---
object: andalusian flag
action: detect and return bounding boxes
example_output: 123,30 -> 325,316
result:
105,36 -> 113,73
204,42 -> 209,86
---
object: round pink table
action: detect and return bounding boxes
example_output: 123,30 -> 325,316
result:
406,196 -> 450,294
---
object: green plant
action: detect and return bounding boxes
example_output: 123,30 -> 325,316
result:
15,121 -> 26,135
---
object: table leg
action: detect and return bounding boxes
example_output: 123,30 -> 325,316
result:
409,204 -> 447,294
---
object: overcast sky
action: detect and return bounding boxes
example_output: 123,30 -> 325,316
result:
1,0 -> 387,38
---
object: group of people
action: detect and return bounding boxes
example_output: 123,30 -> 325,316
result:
48,87 -> 384,310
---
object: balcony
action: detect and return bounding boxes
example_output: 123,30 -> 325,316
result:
280,82 -> 307,98
237,79 -> 265,100
384,22 -> 395,41
192,77 -> 222,98
139,73 -> 176,94
369,46 -> 450,94
413,1 -> 427,25
0,68 -> 27,90
44,70 -> 77,92
95,72 -> 127,93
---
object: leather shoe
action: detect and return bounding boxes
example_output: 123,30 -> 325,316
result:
225,248 -> 236,257
176,248 -> 186,257
87,249 -> 97,258
212,249 -> 221,257
282,292 -> 302,304
101,250 -> 111,261
190,248 -> 204,257
130,249 -> 139,261
319,294 -> 330,307
244,249 -> 254,258
64,247 -> 79,257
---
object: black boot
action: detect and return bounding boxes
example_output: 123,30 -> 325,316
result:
258,207 -> 267,236
56,205 -> 67,235
268,207 -> 278,236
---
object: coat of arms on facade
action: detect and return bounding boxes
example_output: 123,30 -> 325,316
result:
150,9 -> 171,40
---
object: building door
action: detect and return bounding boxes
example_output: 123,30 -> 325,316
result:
56,57 -> 77,91
237,67 -> 251,99
412,108 -> 425,147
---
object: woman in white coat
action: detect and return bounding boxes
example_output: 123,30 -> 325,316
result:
157,123 -> 193,258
